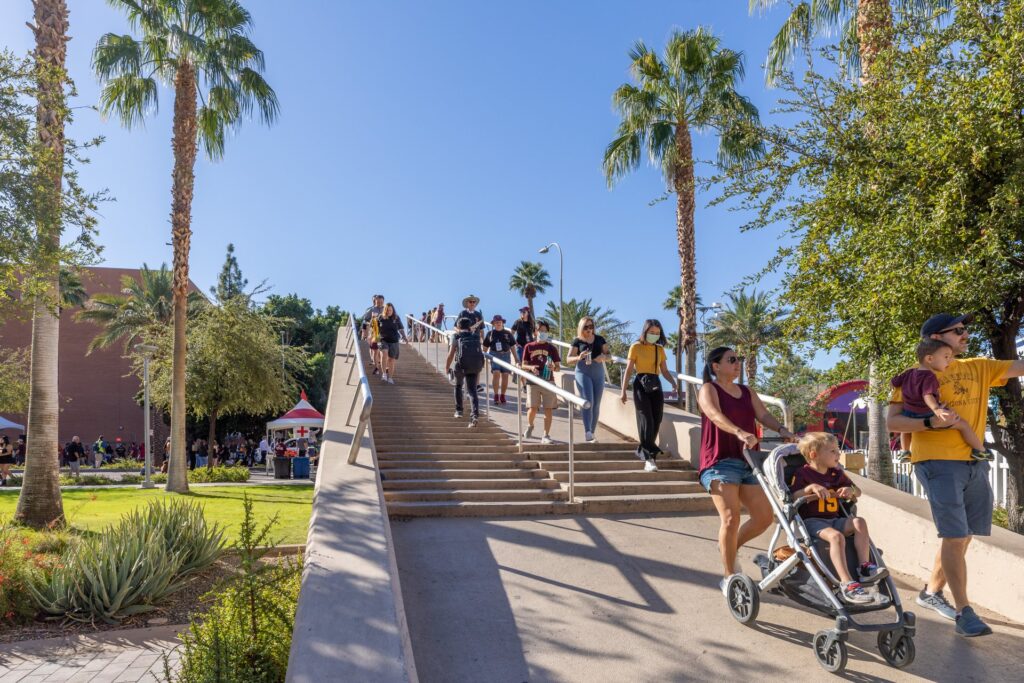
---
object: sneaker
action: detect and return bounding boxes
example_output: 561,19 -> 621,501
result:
858,562 -> 889,584
916,589 -> 957,621
453,410 -> 463,418
540,435 -> 553,445
524,426 -> 535,440
381,372 -> 389,382
644,459 -> 659,473
841,581 -> 873,604
719,576 -> 731,599
971,449 -> 994,461
955,606 -> 993,637
895,449 -> 912,463
468,418 -> 478,429
387,376 -> 395,385
584,431 -> 594,442
372,366 -> 379,375
635,446 -> 646,462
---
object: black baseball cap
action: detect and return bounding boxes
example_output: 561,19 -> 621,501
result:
921,313 -> 974,338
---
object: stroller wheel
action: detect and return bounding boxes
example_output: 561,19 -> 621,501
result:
813,630 -> 848,674
726,574 -> 760,625
878,629 -> 916,669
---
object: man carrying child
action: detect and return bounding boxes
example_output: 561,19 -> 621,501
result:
888,313 -> 1024,637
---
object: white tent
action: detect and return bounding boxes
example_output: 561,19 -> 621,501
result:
266,391 -> 324,438
0,416 -> 25,431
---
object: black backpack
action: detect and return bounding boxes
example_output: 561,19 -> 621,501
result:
454,332 -> 485,373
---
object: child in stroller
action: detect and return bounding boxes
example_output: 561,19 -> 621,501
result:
790,432 -> 888,605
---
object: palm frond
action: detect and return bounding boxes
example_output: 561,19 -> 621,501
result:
92,33 -> 145,80
603,132 -> 644,188
98,74 -> 159,127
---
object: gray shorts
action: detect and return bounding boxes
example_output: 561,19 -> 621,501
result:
804,516 -> 851,538
914,459 -> 992,538
381,341 -> 400,359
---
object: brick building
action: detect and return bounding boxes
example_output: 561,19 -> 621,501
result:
0,267 -> 197,447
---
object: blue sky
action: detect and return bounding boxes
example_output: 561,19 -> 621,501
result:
1,1 -> 821,366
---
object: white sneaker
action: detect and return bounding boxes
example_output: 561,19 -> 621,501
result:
523,426 -> 534,440
387,376 -> 395,384
468,418 -> 478,428
719,576 -> 731,599
644,459 -> 658,472
454,410 -> 463,418
381,372 -> 389,382
540,435 -> 553,445
584,431 -> 594,442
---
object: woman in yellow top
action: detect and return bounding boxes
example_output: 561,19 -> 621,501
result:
620,319 -> 680,472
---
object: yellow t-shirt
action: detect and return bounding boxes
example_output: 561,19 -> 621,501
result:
628,342 -> 663,375
889,357 -> 1011,462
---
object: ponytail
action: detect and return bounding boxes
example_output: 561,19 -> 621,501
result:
703,346 -> 732,384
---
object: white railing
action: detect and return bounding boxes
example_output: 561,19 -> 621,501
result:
879,450 -> 1011,508
344,316 -> 374,464
405,314 -> 590,500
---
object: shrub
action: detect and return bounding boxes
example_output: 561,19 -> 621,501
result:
1,524 -> 58,624
993,507 -> 1009,530
100,457 -> 144,470
169,496 -> 301,683
32,500 -> 225,623
189,467 -> 251,484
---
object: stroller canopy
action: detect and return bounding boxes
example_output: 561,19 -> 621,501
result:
764,443 -> 805,504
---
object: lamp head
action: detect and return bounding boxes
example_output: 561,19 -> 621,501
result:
538,246 -> 550,254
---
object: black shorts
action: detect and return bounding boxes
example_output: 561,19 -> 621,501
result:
0,455 -> 14,464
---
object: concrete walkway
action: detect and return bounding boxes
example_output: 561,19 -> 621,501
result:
0,625 -> 183,683
391,512 -> 1023,682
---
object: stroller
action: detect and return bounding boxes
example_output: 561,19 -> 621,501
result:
722,444 -> 916,674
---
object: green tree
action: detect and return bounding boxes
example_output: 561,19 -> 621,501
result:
543,298 -> 631,384
57,268 -> 86,312
76,263 -> 205,353
211,243 -> 247,303
705,289 -> 785,388
0,348 -> 30,414
715,1 -> 1024,528
94,0 -> 279,493
144,300 -> 303,468
508,261 -> 551,323
759,347 -> 825,430
604,28 -> 762,413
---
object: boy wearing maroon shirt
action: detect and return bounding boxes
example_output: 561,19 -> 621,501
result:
790,432 -> 887,605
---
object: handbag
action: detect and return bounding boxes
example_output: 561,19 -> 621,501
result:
636,345 -> 662,392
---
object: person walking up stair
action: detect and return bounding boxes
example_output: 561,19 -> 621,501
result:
446,317 -> 485,428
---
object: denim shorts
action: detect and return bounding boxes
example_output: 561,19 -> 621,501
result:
490,352 -> 512,373
804,516 -> 851,538
902,408 -> 934,419
699,458 -> 758,492
914,459 -> 993,538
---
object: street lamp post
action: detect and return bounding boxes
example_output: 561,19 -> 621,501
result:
538,242 -> 563,341
697,302 -> 722,364
134,344 -> 159,489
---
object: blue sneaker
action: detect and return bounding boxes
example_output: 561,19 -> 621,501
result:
955,606 -> 993,637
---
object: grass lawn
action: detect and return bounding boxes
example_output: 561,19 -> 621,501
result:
0,485 -> 313,545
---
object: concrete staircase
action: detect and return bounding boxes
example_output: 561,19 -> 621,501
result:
369,343 -> 714,517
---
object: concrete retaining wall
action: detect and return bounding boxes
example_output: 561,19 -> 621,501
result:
851,473 -> 1024,623
287,326 -> 418,683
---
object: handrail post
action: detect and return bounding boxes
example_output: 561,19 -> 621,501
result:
568,401 -> 575,502
517,374 -> 523,454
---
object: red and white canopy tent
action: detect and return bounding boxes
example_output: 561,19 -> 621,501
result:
266,391 -> 324,442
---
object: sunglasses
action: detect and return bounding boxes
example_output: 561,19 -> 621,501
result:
582,325 -> 594,330
720,355 -> 744,364
940,326 -> 968,336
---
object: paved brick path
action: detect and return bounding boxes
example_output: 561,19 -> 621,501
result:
0,625 -> 183,683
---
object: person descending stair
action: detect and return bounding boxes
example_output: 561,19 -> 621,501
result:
377,302 -> 408,384
458,294 -> 487,394
520,320 -> 561,444
483,315 -> 516,403
446,317 -> 486,428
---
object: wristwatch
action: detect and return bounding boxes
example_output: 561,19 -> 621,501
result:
923,417 -> 932,429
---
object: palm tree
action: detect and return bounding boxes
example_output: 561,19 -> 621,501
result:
543,298 -> 630,344
750,0 -> 951,85
604,28 -> 761,413
76,263 -> 205,352
704,290 -> 785,389
94,0 -> 278,493
58,268 -> 87,311
508,261 -> 552,322
663,287 -> 703,390
15,0 -> 69,528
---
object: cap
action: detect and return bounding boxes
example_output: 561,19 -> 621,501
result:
491,315 -> 505,323
921,313 -> 974,338
519,306 -> 530,313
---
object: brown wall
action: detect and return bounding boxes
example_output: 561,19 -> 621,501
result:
0,267 -> 193,447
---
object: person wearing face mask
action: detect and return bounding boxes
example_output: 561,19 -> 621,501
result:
620,320 -> 679,472
520,320 -> 561,444
567,316 -> 611,443
697,345 -> 794,595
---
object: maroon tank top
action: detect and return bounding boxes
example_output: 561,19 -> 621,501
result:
699,382 -> 758,473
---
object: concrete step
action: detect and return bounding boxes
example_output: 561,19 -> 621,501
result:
523,450 -> 647,462
382,478 -> 559,490
540,460 -> 691,472
570,481 -> 704,497
387,500 -> 580,517
377,445 -> 520,455
576,493 -> 715,514
380,468 -> 548,480
549,469 -> 697,482
384,489 -> 570,503
375,437 -> 514,446
378,459 -> 540,470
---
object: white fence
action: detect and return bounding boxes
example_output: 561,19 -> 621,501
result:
860,451 -> 1011,509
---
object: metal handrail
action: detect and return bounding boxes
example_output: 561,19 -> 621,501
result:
346,316 -> 374,464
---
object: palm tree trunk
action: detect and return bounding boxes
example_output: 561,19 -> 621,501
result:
856,0 -> 894,84
866,363 -> 893,485
166,63 -> 198,494
747,348 -> 758,389
674,122 -> 698,413
15,0 -> 69,528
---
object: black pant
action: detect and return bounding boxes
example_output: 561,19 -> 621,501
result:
454,369 -> 480,417
632,376 -> 664,459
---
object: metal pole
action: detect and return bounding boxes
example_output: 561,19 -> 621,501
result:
142,354 -> 154,489
558,245 -> 564,343
568,401 -> 575,501
517,376 -> 523,454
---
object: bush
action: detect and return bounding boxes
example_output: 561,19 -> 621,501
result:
32,500 -> 225,624
1,524 -> 59,624
150,467 -> 250,485
993,507 -> 1009,530
100,457 -> 144,470
169,496 -> 301,683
